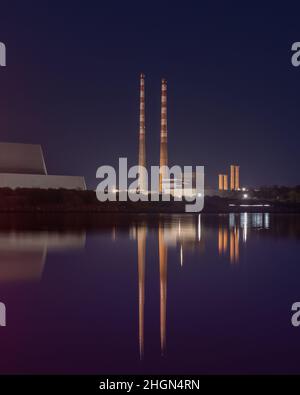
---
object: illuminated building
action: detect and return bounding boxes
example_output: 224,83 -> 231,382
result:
219,174 -> 229,191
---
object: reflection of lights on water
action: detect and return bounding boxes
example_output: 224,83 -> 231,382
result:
178,220 -> 181,237
264,213 -> 270,229
112,227 -> 116,241
252,213 -> 263,228
218,227 -> 228,255
230,227 -> 239,264
180,245 -> 183,267
130,227 -> 137,240
198,214 -> 201,241
243,193 -> 248,199
229,213 -> 235,228
240,212 -> 248,242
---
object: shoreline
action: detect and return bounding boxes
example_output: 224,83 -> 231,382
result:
0,188 -> 298,214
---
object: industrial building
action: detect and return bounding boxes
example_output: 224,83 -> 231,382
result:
218,174 -> 229,191
136,74 -> 243,198
0,142 -> 86,190
219,165 -> 240,192
137,74 -> 199,198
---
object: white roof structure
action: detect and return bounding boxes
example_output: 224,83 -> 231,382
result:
0,142 -> 86,190
0,142 -> 47,175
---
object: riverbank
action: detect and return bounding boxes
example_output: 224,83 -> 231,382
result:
0,188 -> 299,213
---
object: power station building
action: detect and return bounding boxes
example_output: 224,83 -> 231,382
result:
0,142 -> 86,190
218,174 -> 228,191
219,165 -> 240,192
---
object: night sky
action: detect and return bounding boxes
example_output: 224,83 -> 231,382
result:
0,2 -> 299,189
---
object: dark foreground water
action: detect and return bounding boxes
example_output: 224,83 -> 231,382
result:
0,213 -> 299,374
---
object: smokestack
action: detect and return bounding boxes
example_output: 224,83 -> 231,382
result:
159,78 -> 168,194
218,174 -> 224,191
230,165 -> 235,191
138,73 -> 146,192
235,165 -> 240,190
223,174 -> 228,190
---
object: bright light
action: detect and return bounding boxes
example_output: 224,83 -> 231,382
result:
180,245 -> 183,267
243,193 -> 248,199
242,187 -> 246,191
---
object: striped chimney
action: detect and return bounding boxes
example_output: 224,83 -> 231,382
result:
235,165 -> 240,190
218,174 -> 224,191
223,174 -> 228,190
159,78 -> 168,193
138,73 -> 146,192
230,165 -> 235,191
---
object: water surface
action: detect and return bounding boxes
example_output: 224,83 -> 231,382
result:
0,213 -> 299,374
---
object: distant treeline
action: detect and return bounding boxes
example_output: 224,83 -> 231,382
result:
0,187 -> 299,213
0,188 -> 186,213
250,185 -> 300,203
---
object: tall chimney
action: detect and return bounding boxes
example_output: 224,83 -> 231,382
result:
159,78 -> 168,193
218,174 -> 224,191
223,174 -> 228,190
235,165 -> 240,190
230,165 -> 235,191
138,73 -> 146,192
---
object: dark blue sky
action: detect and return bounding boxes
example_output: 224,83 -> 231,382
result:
0,1 -> 299,188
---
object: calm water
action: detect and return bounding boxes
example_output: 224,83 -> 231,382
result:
0,213 -> 299,374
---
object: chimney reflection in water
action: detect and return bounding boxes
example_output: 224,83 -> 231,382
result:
135,217 -> 203,358
133,214 -> 273,358
136,222 -> 168,358
218,214 -> 240,263
158,223 -> 167,356
137,224 -> 146,360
